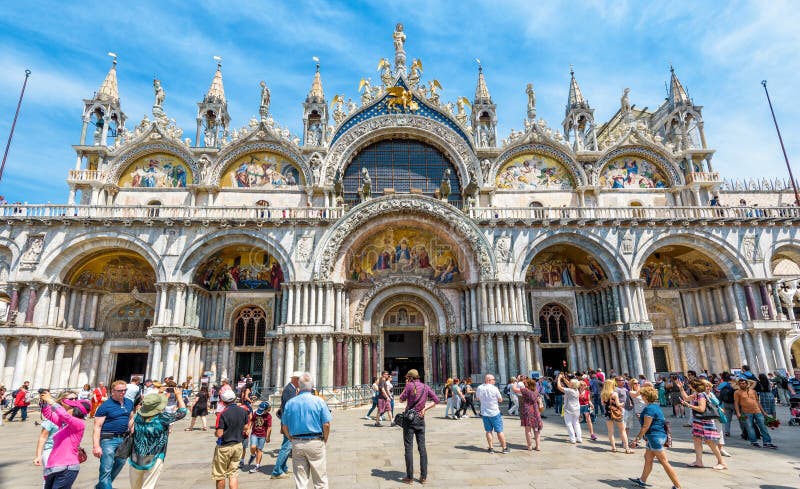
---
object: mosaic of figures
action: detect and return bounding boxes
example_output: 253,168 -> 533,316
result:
641,247 -> 726,288
68,252 -> 156,293
348,227 -> 463,284
108,301 -> 154,333
526,247 -> 607,288
195,246 -> 284,291
223,151 -> 302,188
495,153 -> 574,190
118,153 -> 191,188
599,156 -> 668,189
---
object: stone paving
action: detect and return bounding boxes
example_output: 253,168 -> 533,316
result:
1,401 -> 799,489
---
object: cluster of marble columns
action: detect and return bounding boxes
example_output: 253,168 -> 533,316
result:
574,282 -> 649,327
669,329 -> 794,375
679,284 -> 741,326
430,333 -> 542,383
479,283 -> 528,325
570,332 -> 656,378
741,281 -> 783,321
0,336 -> 101,389
147,336 -> 206,384
281,283 -> 339,329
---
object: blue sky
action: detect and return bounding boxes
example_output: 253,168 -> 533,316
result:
0,0 -> 798,203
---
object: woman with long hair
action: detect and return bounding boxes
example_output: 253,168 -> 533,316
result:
677,378 -> 726,470
443,378 -> 454,419
755,373 -> 777,417
578,380 -> 597,441
364,377 -> 380,420
513,378 -> 543,450
628,386 -> 682,489
186,385 -> 209,431
38,390 -> 91,489
601,379 -> 631,453
78,384 -> 92,401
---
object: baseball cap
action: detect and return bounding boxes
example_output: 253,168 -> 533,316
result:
220,390 -> 237,403
255,401 -> 270,415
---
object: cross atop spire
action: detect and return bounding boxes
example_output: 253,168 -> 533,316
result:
669,65 -> 690,107
204,58 -> 226,104
567,66 -> 588,109
307,60 -> 325,102
95,54 -> 119,104
474,63 -> 492,104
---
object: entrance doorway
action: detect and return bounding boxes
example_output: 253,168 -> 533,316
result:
113,353 -> 148,382
653,346 -> 669,372
541,347 -> 568,375
383,330 -> 424,383
235,352 -> 263,384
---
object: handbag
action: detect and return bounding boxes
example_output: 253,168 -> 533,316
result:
694,395 -> 720,420
393,413 -> 405,427
77,447 -> 88,463
607,400 -> 622,422
115,432 -> 133,459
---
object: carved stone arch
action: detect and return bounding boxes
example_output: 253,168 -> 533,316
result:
313,194 -> 496,281
174,229 -> 295,283
105,129 -> 198,185
0,237 -> 22,274
210,140 -> 312,188
766,240 -> 800,278
373,294 -> 438,331
37,232 -> 165,283
645,294 -> 683,331
630,231 -> 751,282
516,230 -> 629,283
323,114 -> 480,189
536,301 -> 573,343
595,145 -> 684,187
490,142 -> 586,187
353,276 -> 456,334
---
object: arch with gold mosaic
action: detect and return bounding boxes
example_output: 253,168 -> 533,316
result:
65,250 -> 157,293
106,142 -> 198,187
490,143 -> 584,189
212,141 -> 310,188
595,147 -> 682,189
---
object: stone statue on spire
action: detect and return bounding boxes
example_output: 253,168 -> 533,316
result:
393,23 -> 407,74
526,83 -> 536,120
259,81 -> 271,120
152,78 -> 168,124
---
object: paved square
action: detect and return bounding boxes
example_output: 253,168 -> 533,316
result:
1,402 -> 799,489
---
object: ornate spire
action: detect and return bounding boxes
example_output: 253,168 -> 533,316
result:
95,55 -> 119,103
669,65 -> 690,106
474,64 -> 492,103
307,61 -> 324,102
204,60 -> 226,104
567,66 -> 587,109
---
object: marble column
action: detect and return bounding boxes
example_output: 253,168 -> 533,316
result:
275,338 -> 286,389
371,339 -> 379,383
68,341 -> 83,388
50,340 -> 66,389
586,336 -> 597,370
164,338 -> 178,378
321,335 -> 333,388
97,341 -> 113,387
518,335 -> 528,376
602,336 -> 612,373
470,287 -> 479,330
285,285 -> 294,325
507,334 -> 518,377
713,334 -> 727,372
642,334 -> 656,380
472,334 -> 481,374
178,339 -> 190,382
576,336 -> 587,371
88,341 -> 102,387
449,336 -> 457,378
308,285 -> 316,325
567,340 -> 578,372
485,334 -> 496,376
478,334 -> 488,374
753,331 -> 771,373
759,283 -> 775,320
263,338 -> 273,388
32,339 -> 52,390
695,335 -> 709,371
725,285 -> 742,322
353,337 -> 362,386
496,335 -> 507,382
87,293 -> 99,330
780,332 -> 794,374
150,338 -> 163,381
743,284 -> 758,320
297,335 -> 307,371
616,333 -> 629,375
334,337 -> 343,386
487,285 -> 496,324
770,331 -> 788,372
309,335 -> 319,384
343,337 -> 351,385
742,331 -> 757,369
480,284 -> 489,325
532,337 -> 542,372
10,337 -> 30,389
630,333 -> 643,376
362,339 -> 370,384
284,335 -> 295,384
24,286 -> 38,324
220,343 -> 230,381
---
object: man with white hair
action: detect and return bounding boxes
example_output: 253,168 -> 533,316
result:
271,371 -> 302,480
281,372 -> 331,488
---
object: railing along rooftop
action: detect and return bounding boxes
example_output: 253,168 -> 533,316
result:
467,205 -> 800,222
0,204 -> 344,221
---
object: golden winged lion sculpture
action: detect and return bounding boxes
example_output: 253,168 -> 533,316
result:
385,87 -> 418,112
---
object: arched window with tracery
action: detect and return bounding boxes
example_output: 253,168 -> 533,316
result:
233,306 -> 267,347
539,303 -> 570,344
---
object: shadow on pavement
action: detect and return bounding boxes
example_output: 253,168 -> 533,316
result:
370,468 -> 407,481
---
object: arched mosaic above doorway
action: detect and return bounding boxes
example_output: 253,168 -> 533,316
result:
194,245 -> 284,291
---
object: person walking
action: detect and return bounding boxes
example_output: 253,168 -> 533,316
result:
734,378 -> 777,449
601,379 -> 631,453
716,373 -> 736,437
39,390 -> 91,489
507,377 -> 519,416
666,375 -> 685,418
212,389 -> 250,489
451,377 -> 465,419
375,371 -> 393,427
589,374 -> 604,416
5,380 -> 31,422
628,386 -> 683,489
443,378 -> 454,419
578,379 -> 597,441
33,408 -> 61,488
247,401 -> 272,473
91,382 -> 108,418
459,377 -> 478,417
556,374 -> 582,444
128,388 -> 187,489
363,377 -> 380,420
476,374 -> 509,453
93,380 -> 135,489
677,378 -> 726,469
513,378 -> 543,451
755,373 -> 777,417
271,371 -> 301,480
186,385 -> 210,431
398,368 -> 439,485
281,372 -> 331,489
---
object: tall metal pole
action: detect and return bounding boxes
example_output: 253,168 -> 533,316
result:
0,69 -> 31,184
761,80 -> 800,205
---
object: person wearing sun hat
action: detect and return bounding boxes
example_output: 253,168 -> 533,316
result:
128,388 -> 187,489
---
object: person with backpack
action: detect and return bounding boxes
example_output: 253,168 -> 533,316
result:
4,380 -> 31,422
774,372 -> 794,405
716,373 -> 735,436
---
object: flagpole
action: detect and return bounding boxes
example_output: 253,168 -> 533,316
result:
0,69 -> 31,184
761,80 -> 800,205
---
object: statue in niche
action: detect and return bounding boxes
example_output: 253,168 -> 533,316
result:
259,81 -> 271,119
359,167 -> 372,202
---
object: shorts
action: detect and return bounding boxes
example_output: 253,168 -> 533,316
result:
249,434 -> 266,450
623,409 -> 636,428
645,433 -> 667,451
579,405 -> 590,415
212,443 -> 244,480
482,414 -> 504,433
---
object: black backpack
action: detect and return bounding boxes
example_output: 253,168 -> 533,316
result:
719,384 -> 734,404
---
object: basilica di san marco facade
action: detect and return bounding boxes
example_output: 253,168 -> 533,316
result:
0,26 -> 799,395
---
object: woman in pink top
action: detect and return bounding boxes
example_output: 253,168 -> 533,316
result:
40,390 -> 91,489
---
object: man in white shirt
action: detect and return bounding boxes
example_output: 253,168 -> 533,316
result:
124,376 -> 142,405
507,377 -> 519,416
475,374 -> 509,453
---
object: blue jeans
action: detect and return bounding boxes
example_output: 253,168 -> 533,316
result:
366,395 -> 378,417
45,469 -> 79,489
743,413 -> 772,444
554,394 -> 563,415
95,437 -> 127,489
6,405 -> 27,421
271,434 -> 292,476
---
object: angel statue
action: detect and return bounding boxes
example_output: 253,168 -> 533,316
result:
346,98 -> 357,114
439,168 -> 452,201
377,58 -> 393,86
408,58 -> 423,88
456,96 -> 470,126
359,77 -> 374,105
526,83 -> 536,119
331,95 -> 346,125
333,176 -> 345,207
359,167 -> 372,202
259,81 -> 271,119
427,79 -> 442,105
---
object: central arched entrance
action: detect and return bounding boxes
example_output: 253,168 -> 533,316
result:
379,301 -> 427,382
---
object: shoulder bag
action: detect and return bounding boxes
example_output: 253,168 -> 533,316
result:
606,399 -> 622,422
115,431 -> 134,459
694,395 -> 720,420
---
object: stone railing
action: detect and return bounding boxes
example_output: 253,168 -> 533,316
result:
467,206 -> 800,222
67,169 -> 103,181
686,171 -> 721,185
0,204 -> 345,221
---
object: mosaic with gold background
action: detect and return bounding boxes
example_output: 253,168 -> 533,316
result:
195,245 -> 284,291
118,153 -> 192,188
495,153 -> 574,190
67,251 -> 156,293
222,151 -> 303,188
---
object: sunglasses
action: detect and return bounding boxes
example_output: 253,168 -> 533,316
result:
113,389 -> 127,393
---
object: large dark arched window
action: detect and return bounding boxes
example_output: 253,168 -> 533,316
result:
233,307 -> 267,347
539,303 -> 570,344
342,139 -> 461,206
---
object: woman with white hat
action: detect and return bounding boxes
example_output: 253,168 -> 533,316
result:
128,388 -> 187,489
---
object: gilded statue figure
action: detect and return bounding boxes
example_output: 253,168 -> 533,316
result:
378,58 -> 393,86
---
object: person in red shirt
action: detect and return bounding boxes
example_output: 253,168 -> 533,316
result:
4,380 -> 31,422
247,401 -> 272,473
90,382 -> 108,418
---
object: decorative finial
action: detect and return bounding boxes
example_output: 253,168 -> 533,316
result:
108,52 -> 117,66
570,64 -> 574,76
312,56 -> 320,70
476,58 -> 482,71
213,55 -> 222,69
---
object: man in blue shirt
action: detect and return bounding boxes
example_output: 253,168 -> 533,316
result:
282,372 -> 331,489
271,371 -> 301,480
92,380 -> 134,489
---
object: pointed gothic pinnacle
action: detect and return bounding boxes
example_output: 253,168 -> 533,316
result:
204,60 -> 226,104
567,66 -> 586,108
308,62 -> 324,101
669,65 -> 690,106
96,55 -> 119,103
474,64 -> 491,103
